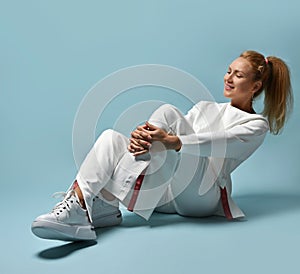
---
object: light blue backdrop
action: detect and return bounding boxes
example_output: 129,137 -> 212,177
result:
1,1 -> 299,274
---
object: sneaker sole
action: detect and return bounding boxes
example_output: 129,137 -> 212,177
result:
92,210 -> 122,228
31,220 -> 97,241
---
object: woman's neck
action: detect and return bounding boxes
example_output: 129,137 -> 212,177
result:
230,100 -> 255,114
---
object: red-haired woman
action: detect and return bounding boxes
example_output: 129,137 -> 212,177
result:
32,50 -> 293,241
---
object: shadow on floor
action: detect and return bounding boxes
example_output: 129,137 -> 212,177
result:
37,240 -> 97,259
234,192 -> 300,219
122,192 -> 300,227
120,210 -> 227,228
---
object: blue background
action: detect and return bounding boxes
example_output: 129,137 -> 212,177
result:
1,0 -> 299,273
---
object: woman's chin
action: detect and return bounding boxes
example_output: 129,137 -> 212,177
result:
223,90 -> 232,99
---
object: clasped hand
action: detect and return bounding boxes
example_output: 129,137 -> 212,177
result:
127,121 -> 181,156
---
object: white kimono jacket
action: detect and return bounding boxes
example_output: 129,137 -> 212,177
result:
78,101 -> 269,221
123,101 -> 269,219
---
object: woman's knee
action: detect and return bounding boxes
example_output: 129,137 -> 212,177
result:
153,104 -> 179,115
149,104 -> 183,128
95,129 -> 127,148
95,129 -> 114,144
101,129 -> 115,138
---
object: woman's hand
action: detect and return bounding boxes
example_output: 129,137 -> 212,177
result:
144,122 -> 181,151
127,123 -> 152,156
128,122 -> 182,156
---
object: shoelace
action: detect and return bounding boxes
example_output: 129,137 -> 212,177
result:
52,191 -> 67,199
51,191 -> 76,214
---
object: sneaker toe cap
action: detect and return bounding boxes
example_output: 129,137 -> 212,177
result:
33,213 -> 56,223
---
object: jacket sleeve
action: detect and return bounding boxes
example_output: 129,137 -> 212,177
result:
178,118 -> 269,160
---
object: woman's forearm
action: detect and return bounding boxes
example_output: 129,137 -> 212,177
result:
163,135 -> 182,151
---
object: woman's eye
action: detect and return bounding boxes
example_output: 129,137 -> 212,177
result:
236,74 -> 242,78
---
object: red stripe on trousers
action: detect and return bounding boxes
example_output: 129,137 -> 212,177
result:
220,187 -> 233,220
127,174 -> 145,212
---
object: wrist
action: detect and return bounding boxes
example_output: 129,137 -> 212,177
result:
165,135 -> 182,151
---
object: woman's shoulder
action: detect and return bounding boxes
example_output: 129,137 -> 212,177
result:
193,100 -> 227,109
192,101 -> 268,123
191,101 -> 231,118
224,104 -> 269,132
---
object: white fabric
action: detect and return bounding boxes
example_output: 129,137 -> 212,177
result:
75,101 -> 269,221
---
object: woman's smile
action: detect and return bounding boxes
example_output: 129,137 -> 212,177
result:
224,83 -> 234,91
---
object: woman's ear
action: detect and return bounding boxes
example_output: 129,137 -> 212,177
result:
253,81 -> 262,92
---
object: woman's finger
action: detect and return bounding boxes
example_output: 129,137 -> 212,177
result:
130,138 -> 151,149
128,139 -> 150,155
131,129 -> 151,141
133,149 -> 149,156
128,143 -> 142,153
131,130 -> 145,139
145,121 -> 159,131
127,144 -> 135,153
130,141 -> 143,151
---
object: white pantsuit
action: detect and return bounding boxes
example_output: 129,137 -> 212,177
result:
75,101 -> 269,221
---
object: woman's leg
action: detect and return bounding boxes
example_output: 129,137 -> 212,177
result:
31,104 -> 195,240
148,104 -> 195,136
74,104 -> 195,222
149,105 -> 223,218
31,129 -> 149,241
75,129 -> 132,219
125,104 -> 202,219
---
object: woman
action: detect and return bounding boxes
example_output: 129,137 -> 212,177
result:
31,50 -> 293,241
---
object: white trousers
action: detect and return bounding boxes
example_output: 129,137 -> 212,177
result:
75,104 -> 221,221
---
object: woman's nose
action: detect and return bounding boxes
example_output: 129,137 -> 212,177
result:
224,73 -> 233,82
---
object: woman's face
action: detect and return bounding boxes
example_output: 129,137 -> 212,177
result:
223,57 -> 260,104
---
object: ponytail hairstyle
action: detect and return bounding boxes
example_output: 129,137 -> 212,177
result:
240,50 -> 293,135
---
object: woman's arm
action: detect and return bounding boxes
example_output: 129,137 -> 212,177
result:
178,119 -> 269,159
128,119 -> 268,159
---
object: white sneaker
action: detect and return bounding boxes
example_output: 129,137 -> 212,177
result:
91,194 -> 122,228
31,190 -> 96,241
